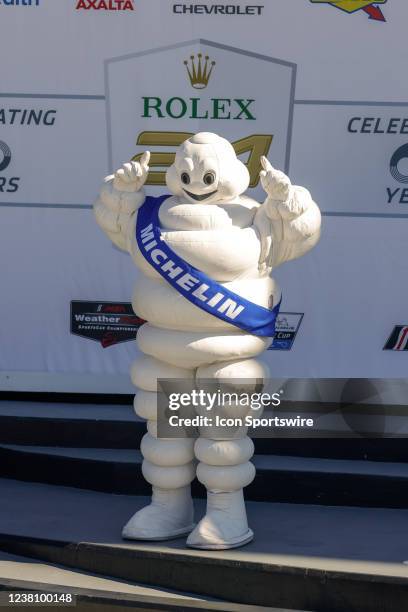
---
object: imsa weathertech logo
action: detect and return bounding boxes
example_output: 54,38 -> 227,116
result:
75,0 -> 134,10
383,326 -> 408,351
70,301 -> 144,348
310,1 -> 387,21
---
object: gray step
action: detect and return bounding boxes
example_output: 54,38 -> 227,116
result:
2,400 -> 408,462
0,479 -> 407,612
0,401 -> 144,449
1,444 -> 408,508
0,552 -> 230,611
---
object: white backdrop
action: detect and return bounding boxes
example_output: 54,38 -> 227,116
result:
0,0 -> 407,393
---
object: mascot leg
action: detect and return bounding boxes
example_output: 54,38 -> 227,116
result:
187,357 -> 267,550
122,354 -> 196,540
187,435 -> 255,550
132,326 -> 269,547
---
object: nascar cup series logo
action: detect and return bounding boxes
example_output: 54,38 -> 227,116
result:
104,39 -> 296,198
310,1 -> 387,21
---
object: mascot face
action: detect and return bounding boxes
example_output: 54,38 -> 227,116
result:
166,132 -> 250,204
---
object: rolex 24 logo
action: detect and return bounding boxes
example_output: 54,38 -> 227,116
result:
105,40 -> 296,197
310,1 -> 387,21
76,0 -> 135,10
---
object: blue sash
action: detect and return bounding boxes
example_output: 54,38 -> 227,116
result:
135,195 -> 281,337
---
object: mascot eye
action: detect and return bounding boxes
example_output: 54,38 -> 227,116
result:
181,172 -> 190,185
203,172 -> 216,186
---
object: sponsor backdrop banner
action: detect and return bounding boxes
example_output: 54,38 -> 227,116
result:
0,0 -> 407,391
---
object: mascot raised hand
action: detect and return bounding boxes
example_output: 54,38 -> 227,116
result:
94,132 -> 321,550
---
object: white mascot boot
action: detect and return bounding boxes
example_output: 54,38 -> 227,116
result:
122,355 -> 196,540
187,358 -> 265,549
93,132 -> 321,549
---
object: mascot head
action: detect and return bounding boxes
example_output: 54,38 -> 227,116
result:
166,132 -> 249,204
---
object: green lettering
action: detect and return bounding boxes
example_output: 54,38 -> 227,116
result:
212,98 -> 231,120
142,97 -> 164,118
190,98 -> 208,119
166,97 -> 187,119
234,99 -> 255,120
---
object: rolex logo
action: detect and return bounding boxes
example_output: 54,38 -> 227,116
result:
184,53 -> 216,89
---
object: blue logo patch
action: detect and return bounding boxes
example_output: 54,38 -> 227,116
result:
268,312 -> 304,350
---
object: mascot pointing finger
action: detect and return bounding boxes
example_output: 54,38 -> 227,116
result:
94,132 -> 321,550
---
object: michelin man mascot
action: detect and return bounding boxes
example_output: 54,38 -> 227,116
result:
94,132 -> 320,550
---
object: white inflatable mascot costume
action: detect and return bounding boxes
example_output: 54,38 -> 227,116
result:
94,132 -> 321,550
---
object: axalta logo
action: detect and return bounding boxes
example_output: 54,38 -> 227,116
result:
76,0 -> 134,10
310,1 -> 387,21
0,0 -> 40,6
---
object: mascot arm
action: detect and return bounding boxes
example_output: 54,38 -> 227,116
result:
256,156 -> 321,269
93,152 -> 150,253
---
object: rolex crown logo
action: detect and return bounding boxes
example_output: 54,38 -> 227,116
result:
184,53 -> 216,89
